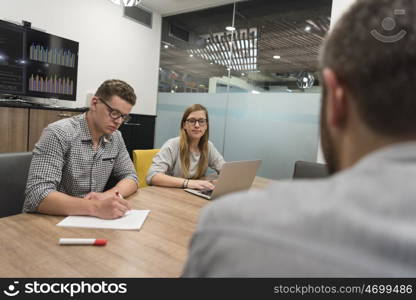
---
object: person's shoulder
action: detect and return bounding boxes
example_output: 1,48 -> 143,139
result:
167,136 -> 180,144
207,140 -> 220,151
163,137 -> 180,149
199,177 -> 335,230
45,114 -> 82,140
47,114 -> 77,129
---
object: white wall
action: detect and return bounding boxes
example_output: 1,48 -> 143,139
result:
0,0 -> 161,115
331,0 -> 357,27
316,0 -> 356,163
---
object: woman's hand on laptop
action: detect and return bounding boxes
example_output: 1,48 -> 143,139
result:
188,180 -> 215,190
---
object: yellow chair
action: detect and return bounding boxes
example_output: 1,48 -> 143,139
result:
133,149 -> 160,188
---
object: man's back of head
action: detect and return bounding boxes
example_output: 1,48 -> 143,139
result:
319,0 -> 416,174
321,0 -> 416,137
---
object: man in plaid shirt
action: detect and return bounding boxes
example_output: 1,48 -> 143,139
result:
24,79 -> 138,219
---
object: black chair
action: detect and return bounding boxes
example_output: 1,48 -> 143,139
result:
0,152 -> 32,218
292,160 -> 328,179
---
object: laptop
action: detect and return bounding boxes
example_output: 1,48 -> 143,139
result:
184,159 -> 262,200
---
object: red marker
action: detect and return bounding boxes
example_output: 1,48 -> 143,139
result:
59,238 -> 107,246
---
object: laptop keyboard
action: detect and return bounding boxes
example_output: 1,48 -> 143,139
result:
200,190 -> 213,196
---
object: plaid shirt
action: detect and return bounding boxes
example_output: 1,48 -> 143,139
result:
23,113 -> 138,212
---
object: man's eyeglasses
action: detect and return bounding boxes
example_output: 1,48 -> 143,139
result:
186,118 -> 207,126
97,97 -> 131,123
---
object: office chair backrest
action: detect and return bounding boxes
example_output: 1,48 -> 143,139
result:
133,149 -> 160,188
293,160 -> 328,179
0,152 -> 33,218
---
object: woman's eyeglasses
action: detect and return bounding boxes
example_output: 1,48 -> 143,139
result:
186,118 -> 207,126
97,97 -> 131,123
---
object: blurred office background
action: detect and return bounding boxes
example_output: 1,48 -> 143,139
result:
0,0 -> 353,179
154,0 -> 332,179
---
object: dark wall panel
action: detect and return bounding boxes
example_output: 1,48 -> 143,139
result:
119,114 -> 156,159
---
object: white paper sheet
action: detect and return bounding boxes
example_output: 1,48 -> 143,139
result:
56,210 -> 150,230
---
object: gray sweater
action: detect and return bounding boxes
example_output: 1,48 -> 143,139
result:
183,142 -> 416,277
146,137 -> 225,184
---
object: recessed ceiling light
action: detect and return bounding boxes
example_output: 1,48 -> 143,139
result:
189,54 -> 193,57
273,55 -> 281,60
210,62 -> 213,65
305,25 -> 312,32
226,26 -> 236,31
241,72 -> 245,76
164,44 -> 169,49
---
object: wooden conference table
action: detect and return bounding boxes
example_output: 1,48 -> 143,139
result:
0,177 -> 271,277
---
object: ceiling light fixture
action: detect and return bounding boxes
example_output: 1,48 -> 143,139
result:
305,25 -> 312,32
273,55 -> 281,60
109,0 -> 141,7
164,44 -> 169,49
225,26 -> 236,31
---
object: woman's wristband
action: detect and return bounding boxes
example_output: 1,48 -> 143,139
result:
182,179 -> 189,189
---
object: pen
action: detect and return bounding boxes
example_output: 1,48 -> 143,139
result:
59,238 -> 107,246
116,191 -> 129,216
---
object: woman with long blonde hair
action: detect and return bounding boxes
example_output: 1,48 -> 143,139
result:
147,104 -> 225,190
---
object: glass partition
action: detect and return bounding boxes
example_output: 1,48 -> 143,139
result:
155,0 -> 332,179
156,92 -> 320,179
223,93 -> 320,179
155,93 -> 227,153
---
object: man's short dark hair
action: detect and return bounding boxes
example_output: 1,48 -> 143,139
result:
95,79 -> 136,105
320,0 -> 416,136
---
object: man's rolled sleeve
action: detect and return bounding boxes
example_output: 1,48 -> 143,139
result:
23,127 -> 66,212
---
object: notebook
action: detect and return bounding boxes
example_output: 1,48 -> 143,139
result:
56,210 -> 150,230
